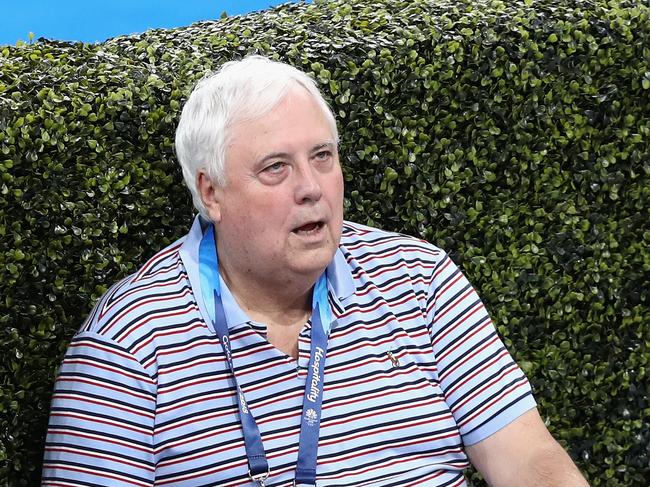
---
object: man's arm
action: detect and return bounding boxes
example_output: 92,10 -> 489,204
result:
465,407 -> 589,487
42,331 -> 156,486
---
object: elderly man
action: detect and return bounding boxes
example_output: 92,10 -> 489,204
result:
43,56 -> 588,486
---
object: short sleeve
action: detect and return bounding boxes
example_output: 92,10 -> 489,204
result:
426,253 -> 537,446
42,331 -> 157,486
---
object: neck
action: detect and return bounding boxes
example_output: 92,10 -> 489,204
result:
217,250 -> 323,359
221,261 -> 314,324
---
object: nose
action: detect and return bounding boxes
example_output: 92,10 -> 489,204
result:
294,161 -> 323,204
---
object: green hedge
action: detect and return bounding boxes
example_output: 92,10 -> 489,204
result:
1,0 -> 648,484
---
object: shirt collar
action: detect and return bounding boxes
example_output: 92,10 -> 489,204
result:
326,243 -> 355,306
179,215 -> 355,333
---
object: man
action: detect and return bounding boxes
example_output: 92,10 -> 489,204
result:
43,56 -> 588,486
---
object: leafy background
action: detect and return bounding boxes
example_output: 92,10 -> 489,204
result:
1,0 -> 648,484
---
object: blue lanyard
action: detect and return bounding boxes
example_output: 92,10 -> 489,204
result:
199,225 -> 330,486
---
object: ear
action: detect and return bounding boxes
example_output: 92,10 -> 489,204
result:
196,170 -> 223,222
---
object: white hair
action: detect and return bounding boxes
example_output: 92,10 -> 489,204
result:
174,55 -> 339,219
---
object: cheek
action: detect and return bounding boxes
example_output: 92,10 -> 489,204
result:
333,164 -> 345,191
245,196 -> 289,232
327,172 -> 345,211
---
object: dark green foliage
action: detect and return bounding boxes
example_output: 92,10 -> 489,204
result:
1,0 -> 648,484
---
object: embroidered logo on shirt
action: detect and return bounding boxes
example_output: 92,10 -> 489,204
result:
387,351 -> 400,367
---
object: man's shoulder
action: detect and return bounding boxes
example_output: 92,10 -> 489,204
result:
339,220 -> 446,268
81,236 -> 193,337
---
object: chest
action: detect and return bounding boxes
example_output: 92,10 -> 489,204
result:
150,298 -> 468,486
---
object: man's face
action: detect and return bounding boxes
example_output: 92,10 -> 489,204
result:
209,87 -> 344,288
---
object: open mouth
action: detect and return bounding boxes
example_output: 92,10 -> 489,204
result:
292,221 -> 325,235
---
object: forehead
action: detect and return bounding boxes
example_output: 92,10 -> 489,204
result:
233,84 -> 330,127
227,88 -> 336,154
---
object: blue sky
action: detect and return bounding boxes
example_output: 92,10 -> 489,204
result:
1,0 -> 304,46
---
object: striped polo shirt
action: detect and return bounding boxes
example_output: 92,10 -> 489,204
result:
43,216 -> 536,486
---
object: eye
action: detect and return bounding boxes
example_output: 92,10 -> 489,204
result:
258,161 -> 289,184
314,150 -> 332,162
263,161 -> 286,173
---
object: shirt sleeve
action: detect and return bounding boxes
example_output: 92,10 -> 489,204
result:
42,331 -> 157,486
426,252 -> 537,446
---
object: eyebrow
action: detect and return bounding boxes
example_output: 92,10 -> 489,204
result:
259,151 -> 291,164
311,142 -> 336,153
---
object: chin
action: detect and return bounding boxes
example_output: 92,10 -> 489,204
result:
291,249 -> 335,277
